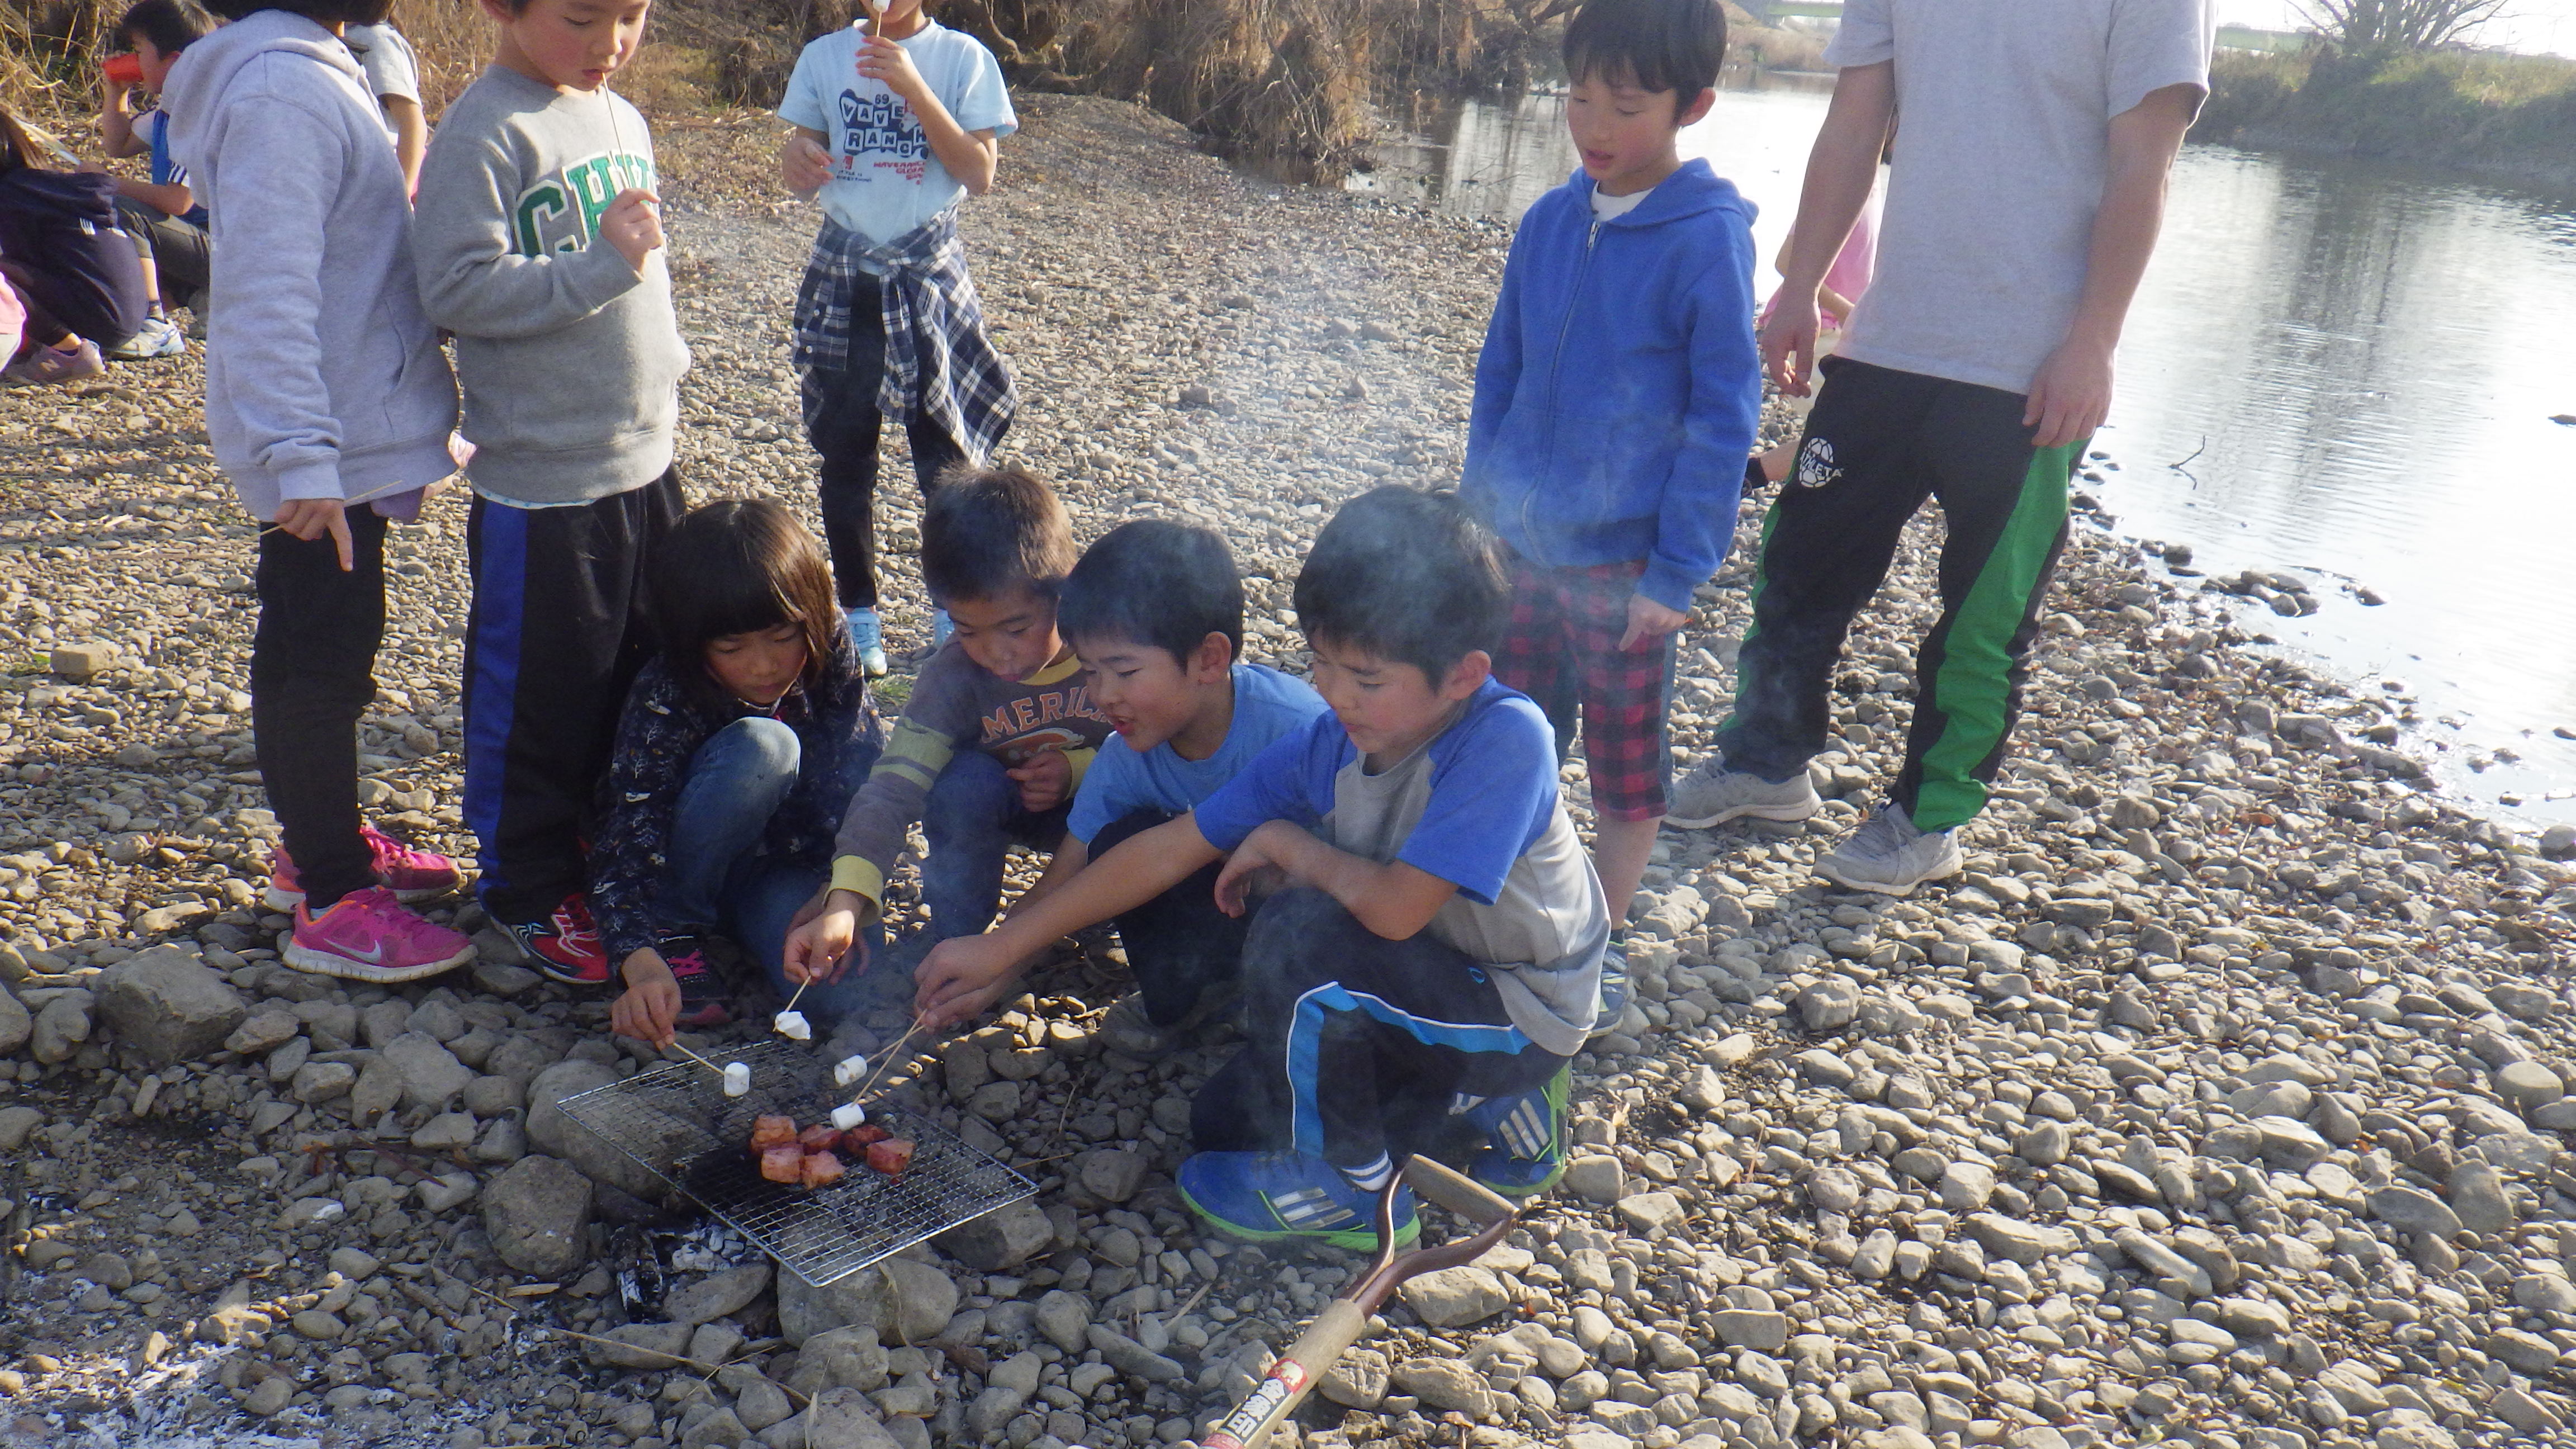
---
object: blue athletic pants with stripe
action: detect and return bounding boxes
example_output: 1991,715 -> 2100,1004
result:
1191,888 -> 1565,1176
1716,357 -> 2081,832
462,469 -> 685,924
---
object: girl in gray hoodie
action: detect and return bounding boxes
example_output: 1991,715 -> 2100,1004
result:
164,0 -> 476,983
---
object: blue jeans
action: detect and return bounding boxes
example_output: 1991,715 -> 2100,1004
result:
673,718 -> 873,1020
920,750 -> 1071,941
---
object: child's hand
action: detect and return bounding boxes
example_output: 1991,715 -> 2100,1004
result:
784,891 -> 871,984
1760,291 -> 1822,398
857,33 -> 929,105
599,188 -> 665,272
1213,820 -> 1308,917
610,949 -> 680,1050
274,499 -> 355,572
1618,594 -> 1688,651
1007,747 -> 1072,813
782,134 -> 832,195
913,934 -> 1020,1031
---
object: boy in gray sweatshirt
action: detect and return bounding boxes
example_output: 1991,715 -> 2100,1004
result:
414,0 -> 690,986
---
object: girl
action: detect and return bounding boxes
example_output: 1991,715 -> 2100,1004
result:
603,501 -> 885,1049
164,0 -> 473,981
0,101 -> 141,383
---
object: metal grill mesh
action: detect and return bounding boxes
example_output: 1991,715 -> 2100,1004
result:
557,1038 -> 1033,1286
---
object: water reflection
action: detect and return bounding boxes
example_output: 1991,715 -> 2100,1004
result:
1355,85 -> 2576,822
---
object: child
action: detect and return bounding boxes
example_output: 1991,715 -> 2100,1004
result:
340,18 -> 427,194
600,501 -> 884,1049
162,0 -> 474,981
778,0 -> 1017,675
0,101 -> 144,382
912,519 -> 1328,1052
918,487 -> 1610,1247
416,0 -> 690,985
1679,0 -> 2209,893
1460,0 -> 1759,937
1748,142 -> 1883,489
782,466 -> 1111,987
94,0 -> 213,355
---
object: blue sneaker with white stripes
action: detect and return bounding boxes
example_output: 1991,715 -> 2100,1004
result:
1177,1151 -> 1419,1252
1463,1063 -> 1570,1199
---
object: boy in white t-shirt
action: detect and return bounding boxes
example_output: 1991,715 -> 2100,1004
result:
340,20 -> 425,193
777,0 -> 1017,677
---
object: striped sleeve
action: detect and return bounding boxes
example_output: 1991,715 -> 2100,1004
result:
827,714 -> 960,916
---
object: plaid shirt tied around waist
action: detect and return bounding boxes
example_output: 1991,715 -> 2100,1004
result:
793,206 -> 1016,465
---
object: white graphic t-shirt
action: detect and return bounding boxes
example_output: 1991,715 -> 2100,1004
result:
776,19 -> 1016,248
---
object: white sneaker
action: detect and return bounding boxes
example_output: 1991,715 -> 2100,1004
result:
1816,804 -> 1963,896
1666,755 -> 1822,829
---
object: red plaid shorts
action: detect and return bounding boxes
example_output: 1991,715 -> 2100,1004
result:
1495,557 -> 1675,821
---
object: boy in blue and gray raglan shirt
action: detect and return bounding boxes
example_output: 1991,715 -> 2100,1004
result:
778,0 -> 1017,675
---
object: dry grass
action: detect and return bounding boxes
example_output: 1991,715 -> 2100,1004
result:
2199,44 -> 2576,184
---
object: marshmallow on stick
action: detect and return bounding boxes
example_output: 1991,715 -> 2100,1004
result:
773,1011 -> 811,1042
722,1062 -> 752,1097
831,1102 -> 869,1130
833,1054 -> 870,1088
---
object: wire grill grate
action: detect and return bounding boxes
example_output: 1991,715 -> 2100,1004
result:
557,1038 -> 1033,1286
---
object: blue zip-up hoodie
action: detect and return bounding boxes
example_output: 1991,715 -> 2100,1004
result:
1464,160 -> 1761,614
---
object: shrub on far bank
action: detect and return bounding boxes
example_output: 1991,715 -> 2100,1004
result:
2199,46 -> 2576,187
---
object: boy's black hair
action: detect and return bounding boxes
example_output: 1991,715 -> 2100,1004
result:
120,0 -> 215,54
1563,0 -> 1727,101
202,0 -> 393,23
1058,519 -> 1244,666
1293,486 -> 1507,685
920,465 -> 1080,607
648,499 -> 844,708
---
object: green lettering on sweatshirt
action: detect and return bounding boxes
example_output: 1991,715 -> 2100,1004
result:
508,151 -> 656,258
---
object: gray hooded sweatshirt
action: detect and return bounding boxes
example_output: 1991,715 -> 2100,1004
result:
160,10 -> 458,522
413,67 -> 688,505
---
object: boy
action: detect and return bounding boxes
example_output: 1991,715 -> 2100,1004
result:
1461,0 -> 1759,939
912,519 -> 1328,1053
416,0 -> 690,983
94,0 -> 213,356
778,0 -> 1016,675
783,467 -> 1111,983
342,18 -> 428,193
918,488 -> 1609,1247
1673,0 -> 2212,894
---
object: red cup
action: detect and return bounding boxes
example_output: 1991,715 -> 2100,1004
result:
103,52 -> 144,87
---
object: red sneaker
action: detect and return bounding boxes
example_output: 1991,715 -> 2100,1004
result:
284,887 -> 476,984
266,826 -> 463,911
508,892 -> 610,986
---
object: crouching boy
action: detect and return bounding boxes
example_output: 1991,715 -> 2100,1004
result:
913,519 -> 1328,1052
922,487 -> 1608,1248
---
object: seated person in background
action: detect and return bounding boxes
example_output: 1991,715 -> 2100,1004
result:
917,487 -> 1609,1249
784,467 -> 1112,989
913,518 -> 1328,1053
0,100 -> 146,382
94,0 -> 215,356
601,500 -> 884,1050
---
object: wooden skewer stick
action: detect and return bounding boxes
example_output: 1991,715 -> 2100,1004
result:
782,974 -> 812,1016
854,1016 -> 929,1101
666,1040 -> 730,1079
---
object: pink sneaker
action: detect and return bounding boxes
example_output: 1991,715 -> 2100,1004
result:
283,887 -> 476,984
266,826 -> 462,911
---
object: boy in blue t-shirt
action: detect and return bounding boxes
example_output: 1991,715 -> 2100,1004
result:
923,489 -> 1610,1249
914,520 -> 1328,1053
777,0 -> 1017,675
96,0 -> 215,354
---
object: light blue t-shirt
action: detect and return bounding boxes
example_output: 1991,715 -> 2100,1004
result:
1066,664 -> 1329,846
776,19 -> 1016,248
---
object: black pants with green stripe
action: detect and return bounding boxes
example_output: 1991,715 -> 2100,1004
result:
1715,358 -> 2079,832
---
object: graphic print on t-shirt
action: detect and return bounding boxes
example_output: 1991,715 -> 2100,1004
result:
836,86 -> 927,184
508,151 -> 656,258
979,684 -> 1107,766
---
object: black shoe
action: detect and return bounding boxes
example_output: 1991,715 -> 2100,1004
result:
655,932 -> 744,1028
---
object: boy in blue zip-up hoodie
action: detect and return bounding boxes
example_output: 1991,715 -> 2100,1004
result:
1463,0 -> 1759,954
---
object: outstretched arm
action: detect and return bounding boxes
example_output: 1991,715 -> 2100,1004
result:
1759,60 -> 1893,397
2023,83 -> 2200,447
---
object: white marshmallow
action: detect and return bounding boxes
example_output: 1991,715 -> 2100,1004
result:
833,1054 -> 870,1087
722,1063 -> 751,1097
773,1011 -> 811,1041
831,1102 -> 868,1131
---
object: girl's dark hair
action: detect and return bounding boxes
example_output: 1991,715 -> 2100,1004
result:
202,0 -> 394,23
1058,519 -> 1243,666
1294,486 -> 1507,684
648,500 -> 844,705
120,0 -> 216,54
1564,0 -> 1727,100
920,465 -> 1079,605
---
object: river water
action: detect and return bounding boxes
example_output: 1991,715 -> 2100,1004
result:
1351,82 -> 2576,827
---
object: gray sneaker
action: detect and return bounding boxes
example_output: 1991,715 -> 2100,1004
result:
1816,804 -> 1963,896
1666,756 -> 1822,829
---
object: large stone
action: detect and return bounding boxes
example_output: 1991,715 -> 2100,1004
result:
224,1009 -> 300,1055
1086,1324 -> 1185,1382
0,986 -> 28,1057
1967,1213 -> 2076,1265
1710,1310 -> 1789,1353
30,993 -> 87,1064
776,1257 -> 958,1347
1400,1266 -> 1510,1328
804,1387 -> 906,1449
680,1408 -> 750,1449
482,1154 -> 593,1277
586,1320 -> 693,1369
348,1056 -> 404,1124
2449,1161 -> 2517,1236
2367,1186 -> 2463,1239
786,1327 -> 892,1396
933,1199 -> 1053,1271
381,1031 -> 474,1111
1032,1289 -> 1090,1353
667,1263 -> 773,1326
94,948 -> 245,1066
1393,1358 -> 1493,1415
524,1058 -> 669,1201
0,1106 -> 41,1151
1322,1346 -> 1389,1408
1076,1148 -> 1146,1203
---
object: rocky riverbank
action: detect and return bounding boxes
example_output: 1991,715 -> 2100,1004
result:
0,91 -> 2569,1449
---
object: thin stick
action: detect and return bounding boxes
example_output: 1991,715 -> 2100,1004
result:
782,975 -> 812,1017
855,1016 -> 929,1101
666,1040 -> 731,1079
